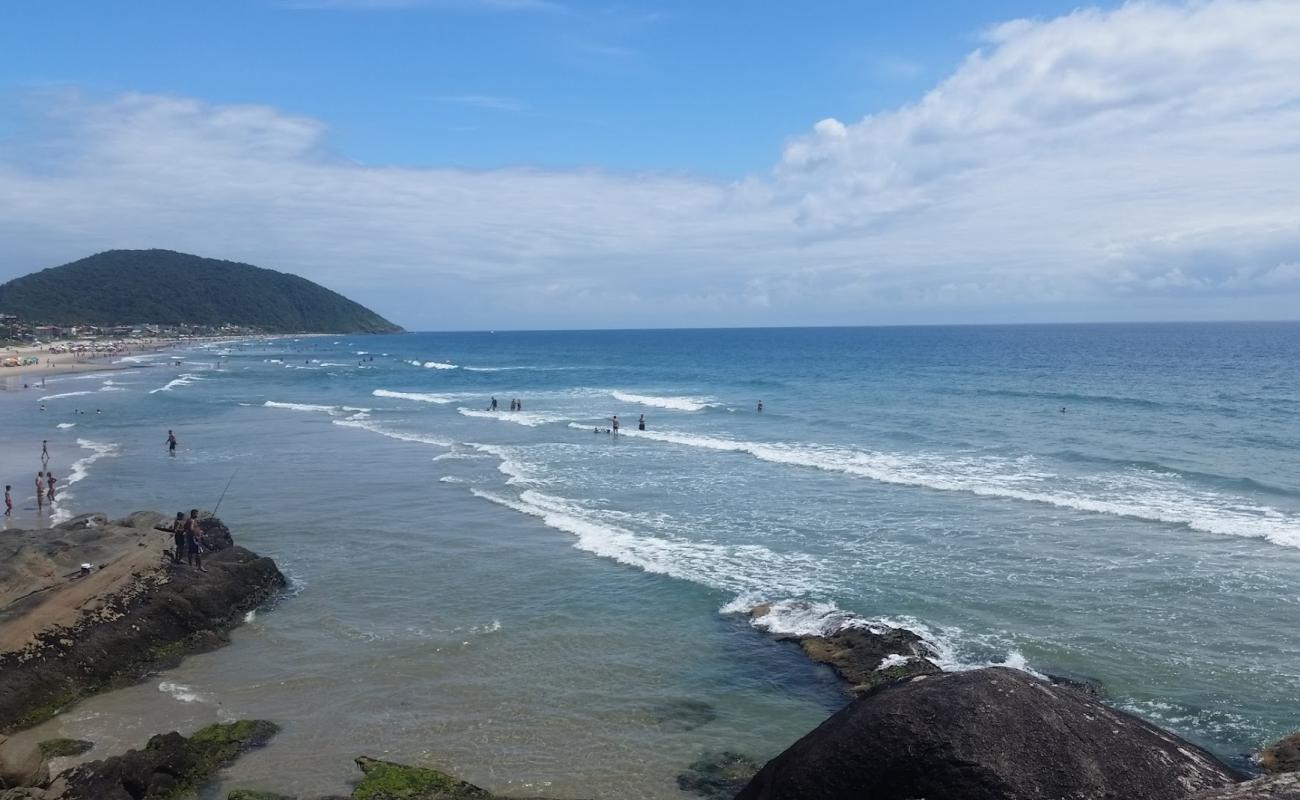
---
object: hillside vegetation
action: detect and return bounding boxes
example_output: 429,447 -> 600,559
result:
0,249 -> 402,333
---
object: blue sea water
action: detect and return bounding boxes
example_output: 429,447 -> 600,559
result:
3,323 -> 1299,798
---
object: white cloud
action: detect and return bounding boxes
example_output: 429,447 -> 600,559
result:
2,0 -> 1300,329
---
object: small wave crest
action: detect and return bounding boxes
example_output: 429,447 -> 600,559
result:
263,400 -> 338,414
372,389 -> 458,404
332,418 -> 452,447
457,407 -> 567,427
149,373 -> 206,394
408,360 -> 458,370
610,391 -> 719,412
38,390 -> 94,401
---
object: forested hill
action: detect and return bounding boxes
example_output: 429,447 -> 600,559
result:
0,249 -> 402,333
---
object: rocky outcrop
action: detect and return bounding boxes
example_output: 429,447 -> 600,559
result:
735,667 -> 1241,800
1263,732 -> 1300,775
749,604 -> 939,693
1187,773 -> 1300,799
0,514 -> 285,733
0,721 -> 276,800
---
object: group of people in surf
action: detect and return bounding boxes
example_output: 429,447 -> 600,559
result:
488,396 -> 525,412
15,440 -> 60,516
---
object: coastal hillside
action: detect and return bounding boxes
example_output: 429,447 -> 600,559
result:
0,249 -> 402,333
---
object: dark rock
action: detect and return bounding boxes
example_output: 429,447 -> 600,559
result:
228,790 -> 296,800
1262,732 -> 1300,774
35,740 -> 91,759
199,515 -> 236,552
0,526 -> 285,733
735,667 -> 1240,800
1187,773 -> 1300,799
796,626 -> 941,693
747,603 -> 940,694
54,720 -> 277,800
350,756 -> 584,800
677,751 -> 761,799
1045,671 -> 1105,697
51,514 -> 108,532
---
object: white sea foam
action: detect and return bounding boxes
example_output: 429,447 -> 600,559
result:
439,475 -> 465,484
610,391 -> 719,412
372,389 -> 458,404
56,422 -> 76,429
332,418 -> 452,447
470,488 -> 824,596
149,373 -> 206,394
263,400 -> 338,414
38,390 -> 94,401
457,407 -> 567,427
158,681 -> 205,703
49,439 -> 119,524
407,359 -> 458,369
619,428 -> 1300,548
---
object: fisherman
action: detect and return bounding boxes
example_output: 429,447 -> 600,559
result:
185,509 -> 205,571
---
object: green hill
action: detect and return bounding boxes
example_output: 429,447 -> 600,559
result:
0,249 -> 402,333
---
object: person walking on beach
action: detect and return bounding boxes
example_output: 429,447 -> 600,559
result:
166,430 -> 178,456
35,472 -> 45,511
638,414 -> 646,431
185,509 -> 205,570
4,485 -> 12,517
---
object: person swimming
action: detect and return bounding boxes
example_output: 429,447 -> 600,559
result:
757,400 -> 764,413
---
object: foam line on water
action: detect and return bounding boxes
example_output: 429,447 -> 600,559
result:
615,427 -> 1300,549
38,390 -> 94,401
332,418 -> 452,447
457,408 -> 568,427
407,360 -> 458,369
263,400 -> 339,415
149,373 -> 206,394
610,391 -> 719,412
469,488 -> 826,596
372,389 -> 461,404
49,439 -> 119,524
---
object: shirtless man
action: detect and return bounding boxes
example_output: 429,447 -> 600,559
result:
4,485 -> 12,517
166,430 -> 178,455
35,472 -> 45,511
46,473 -> 57,502
611,415 -> 620,436
185,509 -> 205,570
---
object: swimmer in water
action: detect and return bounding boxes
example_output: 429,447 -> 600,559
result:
757,400 -> 764,413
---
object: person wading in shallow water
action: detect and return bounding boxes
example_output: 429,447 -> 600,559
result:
185,509 -> 205,571
46,473 -> 57,502
166,430 -> 178,456
638,414 -> 646,431
611,415 -> 620,436
35,472 -> 45,511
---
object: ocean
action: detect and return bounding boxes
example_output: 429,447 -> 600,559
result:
2,323 -> 1299,798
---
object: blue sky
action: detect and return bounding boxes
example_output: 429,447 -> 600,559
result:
2,1 -> 1299,329
4,0 -> 1098,176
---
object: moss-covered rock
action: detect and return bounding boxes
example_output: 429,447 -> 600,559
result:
36,739 -> 92,759
352,756 -> 491,799
55,720 -> 278,800
227,791 -> 296,800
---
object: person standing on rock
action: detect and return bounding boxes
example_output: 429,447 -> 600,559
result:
185,509 -> 205,571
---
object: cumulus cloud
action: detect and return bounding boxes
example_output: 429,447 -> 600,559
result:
2,0 -> 1299,328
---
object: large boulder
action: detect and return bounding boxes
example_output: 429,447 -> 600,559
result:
735,667 -> 1240,800
1262,733 -> 1300,774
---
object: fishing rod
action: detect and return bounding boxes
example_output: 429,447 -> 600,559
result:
211,469 -> 239,517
